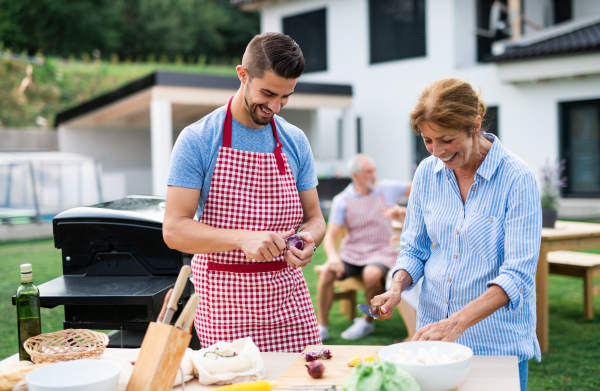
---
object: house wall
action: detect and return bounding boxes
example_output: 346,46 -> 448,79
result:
58,126 -> 152,201
258,0 -> 600,217
0,129 -> 58,151
573,0 -> 600,19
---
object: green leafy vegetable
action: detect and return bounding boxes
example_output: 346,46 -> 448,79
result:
343,361 -> 420,391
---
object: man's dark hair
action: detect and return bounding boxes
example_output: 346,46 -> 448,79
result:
242,32 -> 305,80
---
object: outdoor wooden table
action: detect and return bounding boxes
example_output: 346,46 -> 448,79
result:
537,221 -> 600,353
0,345 -> 520,390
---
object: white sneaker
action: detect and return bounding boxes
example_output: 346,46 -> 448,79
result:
341,317 -> 375,340
318,325 -> 329,341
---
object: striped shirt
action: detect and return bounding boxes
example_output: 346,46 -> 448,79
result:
393,134 -> 542,362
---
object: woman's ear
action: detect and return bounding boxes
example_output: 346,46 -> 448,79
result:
472,115 -> 482,135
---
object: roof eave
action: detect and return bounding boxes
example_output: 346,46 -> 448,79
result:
54,71 -> 353,128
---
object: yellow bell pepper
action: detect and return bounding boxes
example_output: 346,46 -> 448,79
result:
211,380 -> 278,391
347,355 -> 362,367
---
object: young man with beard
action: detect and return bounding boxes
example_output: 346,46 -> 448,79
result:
163,32 -> 325,353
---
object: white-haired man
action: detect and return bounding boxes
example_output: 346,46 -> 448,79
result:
317,154 -> 414,340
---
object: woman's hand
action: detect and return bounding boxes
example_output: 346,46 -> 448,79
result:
371,270 -> 413,320
371,287 -> 403,321
412,285 -> 509,342
412,316 -> 465,342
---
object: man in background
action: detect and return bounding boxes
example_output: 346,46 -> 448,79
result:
317,154 -> 415,340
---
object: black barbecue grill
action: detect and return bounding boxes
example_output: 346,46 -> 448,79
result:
27,195 -> 195,347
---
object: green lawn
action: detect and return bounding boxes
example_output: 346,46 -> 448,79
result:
1,238 -> 599,390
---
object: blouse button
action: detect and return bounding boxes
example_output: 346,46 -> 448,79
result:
455,230 -> 459,234
519,289 -> 523,293
471,187 -> 476,191
453,254 -> 458,259
447,277 -> 452,282
488,217 -> 493,222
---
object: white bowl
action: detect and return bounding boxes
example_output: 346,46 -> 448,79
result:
26,359 -> 121,391
379,341 -> 473,391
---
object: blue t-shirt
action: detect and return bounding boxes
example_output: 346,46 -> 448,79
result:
168,106 -> 318,219
328,180 -> 410,226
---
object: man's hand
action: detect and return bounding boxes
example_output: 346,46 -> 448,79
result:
324,258 -> 345,279
384,204 -> 407,223
241,229 -> 293,261
412,316 -> 465,342
284,230 -> 316,268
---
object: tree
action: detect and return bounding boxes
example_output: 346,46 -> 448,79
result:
0,0 -> 259,61
0,0 -> 124,57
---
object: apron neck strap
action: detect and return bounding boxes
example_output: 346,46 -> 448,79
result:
223,96 -> 286,175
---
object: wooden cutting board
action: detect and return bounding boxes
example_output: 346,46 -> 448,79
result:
276,345 -> 383,388
276,345 -> 459,390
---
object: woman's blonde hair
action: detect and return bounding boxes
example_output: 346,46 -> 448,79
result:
409,78 -> 487,135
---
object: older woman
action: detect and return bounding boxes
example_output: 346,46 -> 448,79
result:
373,78 -> 541,391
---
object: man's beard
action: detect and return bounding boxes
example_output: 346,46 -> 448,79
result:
365,179 -> 377,191
244,94 -> 272,126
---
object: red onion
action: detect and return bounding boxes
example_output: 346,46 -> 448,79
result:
305,360 -> 325,378
302,348 -> 333,362
285,234 -> 305,250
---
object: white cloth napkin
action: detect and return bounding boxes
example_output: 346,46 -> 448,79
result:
190,337 -> 266,385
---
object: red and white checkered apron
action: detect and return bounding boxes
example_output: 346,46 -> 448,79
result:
337,192 -> 397,268
191,97 -> 321,353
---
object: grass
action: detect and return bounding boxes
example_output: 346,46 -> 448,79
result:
1,238 -> 599,390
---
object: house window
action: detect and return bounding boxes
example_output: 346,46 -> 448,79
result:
483,106 -> 499,137
476,0 -> 509,62
413,106 -> 499,167
560,99 -> 600,197
283,9 -> 327,73
369,0 -> 426,64
553,0 -> 572,24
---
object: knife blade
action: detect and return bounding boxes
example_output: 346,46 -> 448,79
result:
161,265 -> 191,324
357,304 -> 393,320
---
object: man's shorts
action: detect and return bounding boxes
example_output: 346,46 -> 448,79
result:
341,261 -> 389,280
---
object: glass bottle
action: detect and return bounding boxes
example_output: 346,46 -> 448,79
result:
16,263 -> 41,360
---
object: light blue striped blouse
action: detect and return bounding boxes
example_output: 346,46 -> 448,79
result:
393,133 -> 542,362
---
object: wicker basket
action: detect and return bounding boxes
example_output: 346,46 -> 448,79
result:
23,329 -> 109,364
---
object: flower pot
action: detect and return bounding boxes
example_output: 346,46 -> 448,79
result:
542,209 -> 558,228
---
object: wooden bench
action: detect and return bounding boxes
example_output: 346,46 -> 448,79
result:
548,251 -> 600,319
314,264 -> 417,340
314,264 -> 365,321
